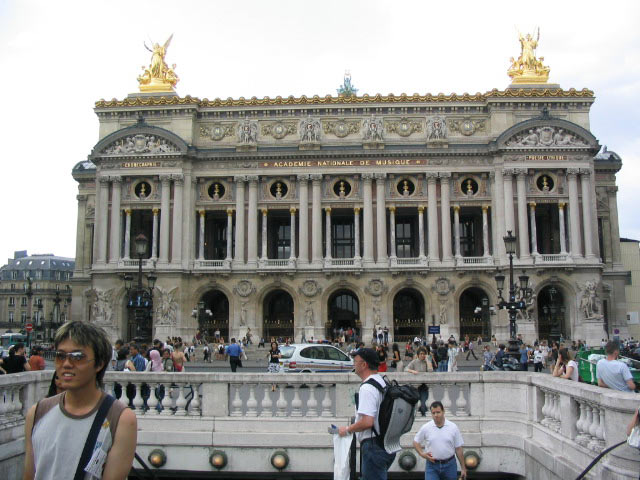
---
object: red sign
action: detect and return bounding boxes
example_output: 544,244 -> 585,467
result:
25,323 -> 33,332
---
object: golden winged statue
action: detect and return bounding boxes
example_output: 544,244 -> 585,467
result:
508,28 -> 550,85
137,34 -> 179,93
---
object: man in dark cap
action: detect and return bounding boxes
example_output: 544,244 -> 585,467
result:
338,348 -> 395,479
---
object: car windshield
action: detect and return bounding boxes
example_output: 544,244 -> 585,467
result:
279,346 -> 295,359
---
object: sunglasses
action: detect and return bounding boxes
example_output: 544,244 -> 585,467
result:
54,351 -> 94,364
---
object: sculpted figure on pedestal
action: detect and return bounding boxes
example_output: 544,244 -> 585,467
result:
155,286 -> 179,326
137,34 -> 179,92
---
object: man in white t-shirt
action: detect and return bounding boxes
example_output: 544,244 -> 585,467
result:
413,401 -> 466,480
597,341 -> 636,392
338,348 -> 395,480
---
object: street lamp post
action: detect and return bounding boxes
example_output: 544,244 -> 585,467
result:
25,276 -> 33,348
495,231 -> 533,357
124,234 -> 157,342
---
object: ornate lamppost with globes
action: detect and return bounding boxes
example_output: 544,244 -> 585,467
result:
494,231 -> 533,356
124,234 -> 157,341
192,301 -> 213,341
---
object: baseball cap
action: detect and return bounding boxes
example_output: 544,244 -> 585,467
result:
349,347 -> 379,367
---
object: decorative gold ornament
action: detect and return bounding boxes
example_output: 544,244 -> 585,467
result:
137,35 -> 179,93
508,28 -> 550,84
276,182 -> 282,198
466,179 -> 473,194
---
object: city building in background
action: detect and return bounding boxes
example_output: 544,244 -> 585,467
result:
0,251 -> 73,342
70,33 -> 629,345
621,238 -> 640,340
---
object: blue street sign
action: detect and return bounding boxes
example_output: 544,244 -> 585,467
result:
428,326 -> 440,334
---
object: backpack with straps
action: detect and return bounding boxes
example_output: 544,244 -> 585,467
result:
358,376 -> 419,454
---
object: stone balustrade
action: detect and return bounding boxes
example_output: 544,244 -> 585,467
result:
1,371 -> 639,479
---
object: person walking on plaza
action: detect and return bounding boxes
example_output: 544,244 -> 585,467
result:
23,321 -> 137,480
337,348 -> 395,479
225,338 -> 243,372
413,401 -> 467,480
465,340 -> 477,360
597,340 -> 636,392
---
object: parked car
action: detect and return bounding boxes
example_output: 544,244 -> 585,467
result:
278,344 -> 354,373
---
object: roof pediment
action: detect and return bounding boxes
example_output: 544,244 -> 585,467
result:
89,120 -> 189,161
496,114 -> 599,153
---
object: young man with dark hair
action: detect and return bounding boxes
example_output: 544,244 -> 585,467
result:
338,347 -> 395,479
413,401 -> 466,480
24,321 -> 137,480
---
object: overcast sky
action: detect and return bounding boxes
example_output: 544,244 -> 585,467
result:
1,0 -> 639,263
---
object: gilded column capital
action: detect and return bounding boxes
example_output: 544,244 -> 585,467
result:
261,208 -> 268,215
482,205 -> 489,212
388,205 -> 396,213
289,207 -> 297,215
310,174 -> 323,182
417,205 -> 425,213
198,209 -> 205,217
354,207 -> 361,214
152,208 -> 159,215
297,174 -> 310,181
558,202 -> 565,209
325,207 -> 332,213
453,205 -> 460,212
125,209 -> 132,215
528,201 -> 536,208
374,173 -> 387,180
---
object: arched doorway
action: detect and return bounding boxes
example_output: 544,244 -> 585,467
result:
393,288 -> 425,343
537,285 -> 567,342
263,290 -> 294,342
327,290 -> 359,340
198,290 -> 229,342
459,287 -> 491,341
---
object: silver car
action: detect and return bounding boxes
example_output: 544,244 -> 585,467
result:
278,344 -> 354,373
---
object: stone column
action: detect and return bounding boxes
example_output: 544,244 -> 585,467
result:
198,210 -> 205,260
558,202 -> 567,255
607,187 -> 622,264
324,207 -> 332,260
234,176 -> 246,265
74,195 -> 87,271
171,175 -> 184,264
389,206 -> 396,261
182,173 -> 195,268
354,207 -> 361,259
418,205 -> 426,259
503,169 -> 516,237
289,207 -> 297,261
225,209 -> 233,262
492,171 -> 506,263
362,174 -> 375,265
375,173 -> 388,264
567,169 -> 582,258
247,176 -> 259,267
123,209 -> 132,259
453,205 -> 461,258
529,202 -> 538,257
108,177 -> 122,263
261,209 -> 268,261
158,175 -> 171,264
151,208 -> 159,259
482,205 -> 490,257
580,169 -> 595,259
516,170 -> 530,260
95,177 -> 110,265
297,175 -> 309,265
426,173 -> 439,261
311,174 -> 323,265
439,173 -> 453,264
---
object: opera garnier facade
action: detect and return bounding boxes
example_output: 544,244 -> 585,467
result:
71,33 -> 628,345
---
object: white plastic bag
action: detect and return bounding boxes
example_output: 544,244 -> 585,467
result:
333,433 -> 353,480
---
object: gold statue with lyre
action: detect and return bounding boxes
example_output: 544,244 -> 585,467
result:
137,35 -> 179,93
508,28 -> 550,85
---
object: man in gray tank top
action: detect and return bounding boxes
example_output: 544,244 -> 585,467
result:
23,321 -> 137,480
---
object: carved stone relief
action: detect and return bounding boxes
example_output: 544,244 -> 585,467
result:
88,288 -> 115,325
262,121 -> 297,140
505,127 -> 589,147
448,118 -> 486,136
155,286 -> 179,326
233,280 -> 255,297
299,279 -> 321,298
362,116 -> 384,142
426,116 -> 448,141
299,116 -> 322,142
237,119 -> 258,144
386,118 -> 422,137
323,119 -> 360,138
365,279 -> 387,296
102,135 -> 179,155
200,123 -> 235,141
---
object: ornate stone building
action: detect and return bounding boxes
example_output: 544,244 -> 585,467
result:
70,37 -> 629,345
0,251 -> 73,341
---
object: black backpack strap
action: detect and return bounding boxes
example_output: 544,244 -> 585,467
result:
74,394 -> 116,480
361,378 -> 385,439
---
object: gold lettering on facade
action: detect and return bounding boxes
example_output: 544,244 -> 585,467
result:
121,161 -> 162,168
524,155 -> 567,161
260,159 -> 425,168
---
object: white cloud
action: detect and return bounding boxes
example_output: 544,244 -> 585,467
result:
0,0 -> 639,260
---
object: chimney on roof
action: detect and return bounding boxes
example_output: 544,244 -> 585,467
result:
14,250 -> 27,259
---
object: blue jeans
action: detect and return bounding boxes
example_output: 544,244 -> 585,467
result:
425,456 -> 457,480
437,360 -> 448,372
361,439 -> 396,480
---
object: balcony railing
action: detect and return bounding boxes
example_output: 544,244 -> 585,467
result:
194,259 -> 229,269
458,256 -> 493,265
536,253 -> 569,263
